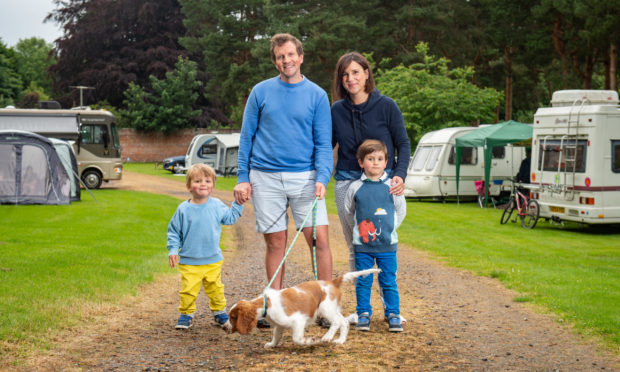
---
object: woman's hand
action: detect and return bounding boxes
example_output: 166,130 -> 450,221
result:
389,176 -> 405,196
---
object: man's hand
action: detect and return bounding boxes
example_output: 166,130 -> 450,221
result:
169,254 -> 179,268
234,182 -> 252,204
389,176 -> 405,196
314,182 -> 326,200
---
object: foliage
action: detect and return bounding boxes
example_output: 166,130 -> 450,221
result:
47,0 -> 191,109
0,42 -> 22,107
17,82 -> 51,108
375,43 -> 503,144
12,37 -> 56,97
121,57 -> 201,134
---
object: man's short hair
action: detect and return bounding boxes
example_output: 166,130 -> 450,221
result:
186,163 -> 216,187
270,33 -> 303,62
356,139 -> 388,161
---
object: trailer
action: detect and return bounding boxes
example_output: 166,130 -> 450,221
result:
183,133 -> 240,176
404,126 -> 526,200
0,107 -> 122,189
529,90 -> 620,224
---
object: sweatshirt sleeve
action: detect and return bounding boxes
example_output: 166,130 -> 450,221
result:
237,88 -> 259,184
343,181 -> 359,231
393,194 -> 407,230
313,91 -> 333,186
219,200 -> 244,225
166,207 -> 183,256
388,100 -> 411,181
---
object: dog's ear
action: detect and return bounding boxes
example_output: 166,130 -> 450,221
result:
230,301 -> 257,335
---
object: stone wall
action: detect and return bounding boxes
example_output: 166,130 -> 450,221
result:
118,128 -> 237,162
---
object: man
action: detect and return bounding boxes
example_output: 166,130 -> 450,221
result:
234,34 -> 333,294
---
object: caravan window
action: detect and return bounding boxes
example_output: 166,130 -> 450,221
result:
200,141 -> 217,157
612,141 -> 620,173
411,146 -> 431,171
81,124 -> 108,145
425,146 -> 442,171
448,146 -> 477,165
492,146 -> 505,159
537,139 -> 587,173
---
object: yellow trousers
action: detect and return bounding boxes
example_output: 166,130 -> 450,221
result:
178,260 -> 226,315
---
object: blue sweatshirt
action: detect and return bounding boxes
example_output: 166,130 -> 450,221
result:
331,90 -> 410,181
237,76 -> 333,186
167,198 -> 243,265
343,172 -> 407,253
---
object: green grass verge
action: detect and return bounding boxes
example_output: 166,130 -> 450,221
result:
400,200 -> 620,347
0,189 -> 180,352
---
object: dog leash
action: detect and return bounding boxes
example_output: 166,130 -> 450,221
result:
262,197 -> 319,317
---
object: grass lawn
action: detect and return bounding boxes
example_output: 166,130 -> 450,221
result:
1,163 -> 618,357
0,189 -> 180,354
400,200 -> 620,348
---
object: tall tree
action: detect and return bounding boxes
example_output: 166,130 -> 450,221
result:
48,0 -> 188,108
12,37 -> 56,96
0,42 -> 22,106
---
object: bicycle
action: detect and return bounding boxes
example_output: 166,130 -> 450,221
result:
500,180 -> 540,229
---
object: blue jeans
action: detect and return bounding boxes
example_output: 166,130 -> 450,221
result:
355,251 -> 399,317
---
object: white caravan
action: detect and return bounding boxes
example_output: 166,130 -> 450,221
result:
529,90 -> 620,224
183,133 -> 240,176
404,126 -> 525,200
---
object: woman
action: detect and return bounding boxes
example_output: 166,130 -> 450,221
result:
331,52 -> 410,271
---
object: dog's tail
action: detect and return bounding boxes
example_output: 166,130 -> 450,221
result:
342,268 -> 381,283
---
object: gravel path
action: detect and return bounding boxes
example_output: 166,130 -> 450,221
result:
18,171 -> 619,371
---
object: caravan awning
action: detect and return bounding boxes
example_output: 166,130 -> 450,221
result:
455,120 -> 533,206
0,113 -> 80,140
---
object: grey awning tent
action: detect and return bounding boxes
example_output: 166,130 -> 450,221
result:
49,138 -> 81,201
455,120 -> 532,206
0,130 -> 71,205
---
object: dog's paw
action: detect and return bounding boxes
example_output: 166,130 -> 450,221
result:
264,342 -> 276,349
320,334 -> 334,343
331,338 -> 346,345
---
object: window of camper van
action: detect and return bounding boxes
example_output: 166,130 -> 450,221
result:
411,146 -> 431,171
613,141 -> 620,173
538,139 -> 587,172
448,146 -> 477,165
425,146 -> 442,170
492,146 -> 505,159
81,124 -> 108,145
199,140 -> 217,158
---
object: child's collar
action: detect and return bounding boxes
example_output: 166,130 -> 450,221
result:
361,172 -> 388,182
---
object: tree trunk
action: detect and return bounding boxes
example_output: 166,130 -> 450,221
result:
610,43 -> 618,91
504,45 -> 513,121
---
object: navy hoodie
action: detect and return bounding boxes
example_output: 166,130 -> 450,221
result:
331,90 -> 410,180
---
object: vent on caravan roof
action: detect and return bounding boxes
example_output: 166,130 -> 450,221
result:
551,90 -> 619,107
38,101 -> 62,109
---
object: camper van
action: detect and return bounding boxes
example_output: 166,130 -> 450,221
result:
0,107 -> 122,189
183,133 -> 240,176
529,90 -> 620,224
404,126 -> 525,200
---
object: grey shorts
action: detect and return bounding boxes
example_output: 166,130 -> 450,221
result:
250,170 -> 328,234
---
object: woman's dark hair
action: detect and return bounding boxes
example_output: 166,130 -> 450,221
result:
332,52 -> 375,102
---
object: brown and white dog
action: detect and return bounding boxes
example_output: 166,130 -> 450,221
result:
228,268 -> 380,348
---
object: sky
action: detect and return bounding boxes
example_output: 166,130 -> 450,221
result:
0,0 -> 63,47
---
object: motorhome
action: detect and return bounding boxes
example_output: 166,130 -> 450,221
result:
529,90 -> 620,224
0,107 -> 122,189
183,133 -> 240,176
404,126 -> 525,200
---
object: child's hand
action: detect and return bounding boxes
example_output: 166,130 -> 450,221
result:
169,255 -> 179,268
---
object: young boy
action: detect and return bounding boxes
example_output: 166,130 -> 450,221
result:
167,163 -> 243,329
344,139 -> 407,332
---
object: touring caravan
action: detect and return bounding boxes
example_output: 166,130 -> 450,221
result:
183,133 -> 240,176
404,126 -> 526,200
529,90 -> 620,224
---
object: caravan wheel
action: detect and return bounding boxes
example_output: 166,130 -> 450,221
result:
82,170 -> 103,189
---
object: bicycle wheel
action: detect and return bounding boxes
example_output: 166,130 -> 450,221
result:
500,197 -> 515,224
521,199 -> 540,229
